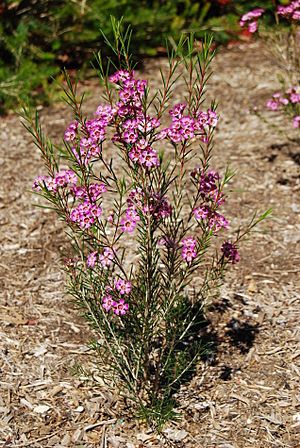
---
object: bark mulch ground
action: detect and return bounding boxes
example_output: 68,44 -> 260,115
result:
0,40 -> 299,447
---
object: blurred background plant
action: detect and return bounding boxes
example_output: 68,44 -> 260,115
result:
0,0 -> 289,113
238,0 -> 300,134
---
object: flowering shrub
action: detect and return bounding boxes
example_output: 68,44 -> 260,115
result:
277,1 -> 300,21
266,88 -> 300,128
24,19 -> 270,426
240,2 -> 300,132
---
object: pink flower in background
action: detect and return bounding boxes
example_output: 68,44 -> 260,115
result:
293,116 -> 300,128
288,87 -> 300,104
266,88 -> 300,128
240,8 -> 264,33
248,21 -> 258,33
266,98 -> 280,111
277,1 -> 300,21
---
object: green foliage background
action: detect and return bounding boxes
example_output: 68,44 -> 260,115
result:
0,0 -> 283,112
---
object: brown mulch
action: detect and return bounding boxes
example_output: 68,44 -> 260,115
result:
0,40 -> 299,447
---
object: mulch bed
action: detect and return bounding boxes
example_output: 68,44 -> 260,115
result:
0,40 -> 299,447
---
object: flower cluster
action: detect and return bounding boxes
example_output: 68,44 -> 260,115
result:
72,183 -> 107,201
221,241 -> 240,264
157,104 -> 218,144
266,87 -> 300,128
33,169 -> 78,192
192,168 -> 228,232
194,205 -> 229,231
102,278 -> 131,315
65,106 -> 116,165
70,202 -> 102,229
109,70 -> 161,170
68,180 -> 107,230
239,8 -> 264,33
266,92 -> 289,111
87,247 -> 114,268
191,168 -> 224,205
181,237 -> 197,263
277,1 -> 300,21
120,188 -> 172,233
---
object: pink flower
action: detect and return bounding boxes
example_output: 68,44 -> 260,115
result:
114,278 -> 132,295
87,252 -> 98,268
95,104 -> 116,123
209,212 -> 229,231
240,8 -> 264,26
206,109 -> 218,127
70,202 -> 102,229
154,129 -> 168,140
293,10 -> 300,20
107,210 -> 114,223
293,116 -> 300,128
113,299 -> 129,316
64,121 -> 78,142
193,205 -> 211,220
277,2 -> 300,20
248,21 -> 258,33
99,248 -> 114,267
54,169 -> 78,188
102,294 -> 114,312
169,103 -> 186,119
181,237 -> 197,249
123,130 -> 138,144
109,69 -> 132,84
182,246 -> 197,263
266,99 -> 280,111
139,148 -> 160,168
290,92 -> 300,104
120,216 -> 137,233
88,183 -> 107,201
181,236 -> 197,263
240,8 -> 264,33
125,208 -> 140,221
143,193 -> 172,220
32,175 -> 57,192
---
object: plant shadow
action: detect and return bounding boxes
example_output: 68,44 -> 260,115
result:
225,318 -> 259,354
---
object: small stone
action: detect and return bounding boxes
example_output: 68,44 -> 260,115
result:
33,404 -> 50,414
163,428 -> 188,442
293,413 -> 300,422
